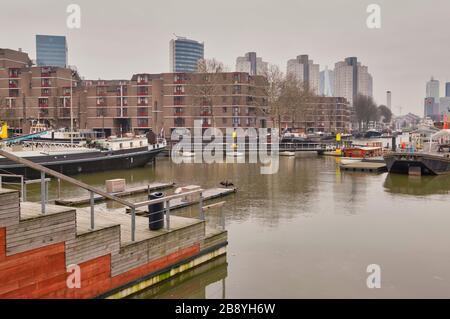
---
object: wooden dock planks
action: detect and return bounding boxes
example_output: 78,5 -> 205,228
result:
54,182 -> 175,206
127,187 -> 236,216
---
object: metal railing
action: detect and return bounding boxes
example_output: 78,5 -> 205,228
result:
0,149 -> 212,242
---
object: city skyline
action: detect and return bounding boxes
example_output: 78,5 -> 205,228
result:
2,0 -> 450,115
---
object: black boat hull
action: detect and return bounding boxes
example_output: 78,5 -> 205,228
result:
384,152 -> 450,175
0,147 -> 163,179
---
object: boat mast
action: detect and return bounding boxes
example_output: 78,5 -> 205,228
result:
70,70 -> 74,146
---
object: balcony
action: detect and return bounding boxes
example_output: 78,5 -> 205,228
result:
174,74 -> 186,84
41,90 -> 50,97
8,81 -> 18,89
174,110 -> 184,116
202,123 -> 211,128
201,110 -> 212,117
39,103 -> 49,108
8,69 -> 19,78
137,100 -> 148,106
9,90 -> 19,97
137,121 -> 149,128
137,90 -> 148,96
137,78 -> 149,85
41,81 -> 51,88
137,108 -> 148,117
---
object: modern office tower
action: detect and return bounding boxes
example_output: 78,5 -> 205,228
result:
333,57 -> 373,105
386,91 -> 392,110
445,82 -> 450,97
36,35 -> 68,67
235,52 -> 268,76
169,36 -> 204,73
286,54 -> 320,94
426,77 -> 440,99
319,67 -> 334,97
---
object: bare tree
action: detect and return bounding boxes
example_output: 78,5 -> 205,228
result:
262,64 -> 284,130
354,94 -> 378,130
190,58 -> 227,128
278,74 -> 316,132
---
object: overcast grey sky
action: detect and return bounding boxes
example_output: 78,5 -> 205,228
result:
2,0 -> 450,115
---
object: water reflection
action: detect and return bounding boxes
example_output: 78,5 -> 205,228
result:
129,255 -> 227,299
384,173 -> 450,196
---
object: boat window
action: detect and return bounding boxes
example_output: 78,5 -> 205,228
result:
140,141 -> 143,147
130,142 -> 133,148
119,143 -> 123,149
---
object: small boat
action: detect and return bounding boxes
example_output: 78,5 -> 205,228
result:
226,151 -> 244,157
340,157 -> 362,165
363,129 -> 382,138
180,151 -> 195,157
279,151 -> 295,157
340,142 -> 383,165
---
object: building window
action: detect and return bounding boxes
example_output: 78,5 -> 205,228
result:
222,107 -> 227,113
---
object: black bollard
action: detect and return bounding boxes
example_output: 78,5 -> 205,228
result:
392,136 -> 396,152
148,192 -> 165,230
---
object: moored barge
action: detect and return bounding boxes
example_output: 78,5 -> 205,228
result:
0,136 -> 166,179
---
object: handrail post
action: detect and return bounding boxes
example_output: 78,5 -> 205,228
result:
165,199 -> 170,230
199,191 -> 204,220
220,205 -> 225,230
0,175 -> 2,188
90,191 -> 95,230
20,176 -> 24,202
131,207 -> 136,242
57,178 -> 61,200
41,171 -> 46,214
23,181 -> 27,202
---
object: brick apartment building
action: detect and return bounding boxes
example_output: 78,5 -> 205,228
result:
1,48 -> 352,138
0,48 -> 83,133
280,96 -> 352,133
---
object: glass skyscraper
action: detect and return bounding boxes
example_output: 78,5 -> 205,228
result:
36,35 -> 68,68
169,37 -> 204,73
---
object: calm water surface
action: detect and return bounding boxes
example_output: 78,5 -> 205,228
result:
28,149 -> 450,298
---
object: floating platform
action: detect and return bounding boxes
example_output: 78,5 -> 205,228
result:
54,182 -> 175,206
127,187 -> 236,216
340,161 -> 387,173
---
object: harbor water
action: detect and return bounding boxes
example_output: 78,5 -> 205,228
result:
25,148 -> 450,298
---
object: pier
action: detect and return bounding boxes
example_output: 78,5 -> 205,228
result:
339,161 -> 387,173
0,149 -> 228,299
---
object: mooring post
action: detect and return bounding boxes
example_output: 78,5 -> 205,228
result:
45,178 -> 49,203
165,199 -> 170,230
41,171 -> 46,214
90,191 -> 95,230
199,191 -> 204,220
131,207 -> 136,242
220,205 -> 225,230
